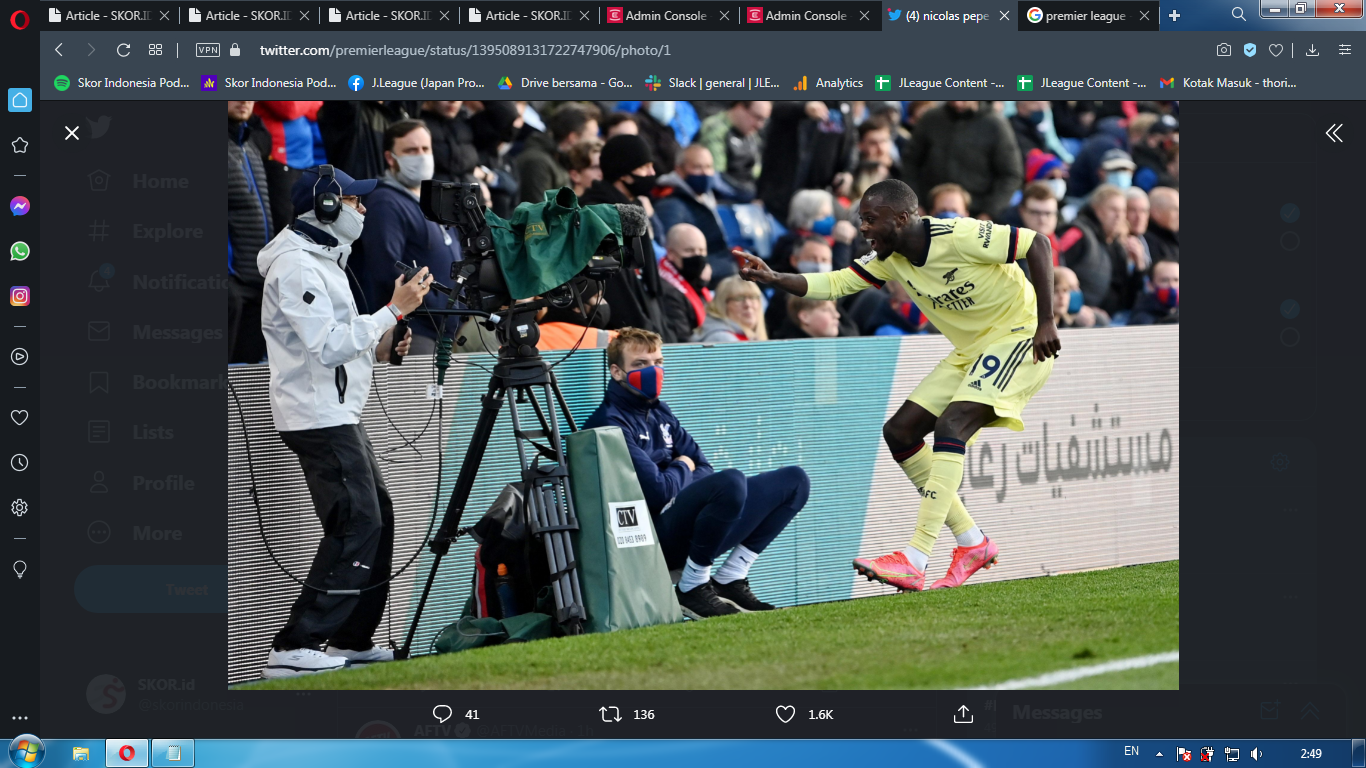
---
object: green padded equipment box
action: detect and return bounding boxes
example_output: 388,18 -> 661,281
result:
567,427 -> 682,633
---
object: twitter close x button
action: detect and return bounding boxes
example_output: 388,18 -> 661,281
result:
105,739 -> 148,768
151,740 -> 194,767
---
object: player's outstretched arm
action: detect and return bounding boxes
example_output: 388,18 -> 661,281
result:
1024,236 -> 1062,362
736,248 -> 809,296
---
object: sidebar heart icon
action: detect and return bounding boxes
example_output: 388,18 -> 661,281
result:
10,409 -> 27,425
775,705 -> 795,723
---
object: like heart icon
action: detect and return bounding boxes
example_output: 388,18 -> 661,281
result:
10,409 -> 27,425
1269,43 -> 1283,57
775,705 -> 795,723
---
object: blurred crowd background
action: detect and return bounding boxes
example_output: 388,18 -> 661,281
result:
228,99 -> 1180,364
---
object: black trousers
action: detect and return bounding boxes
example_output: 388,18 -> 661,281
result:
272,424 -> 395,651
227,275 -> 268,364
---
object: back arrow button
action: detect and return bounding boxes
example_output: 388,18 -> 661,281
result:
55,42 -> 63,56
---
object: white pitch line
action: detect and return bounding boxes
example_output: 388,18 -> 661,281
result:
966,650 -> 1180,690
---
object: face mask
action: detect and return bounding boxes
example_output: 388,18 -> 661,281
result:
1154,286 -> 1179,308
1067,290 -> 1084,314
393,153 -> 435,188
1106,171 -> 1133,189
933,210 -> 963,219
625,173 -> 657,196
796,261 -> 832,274
623,365 -> 664,400
325,205 -> 365,247
684,174 -> 714,196
810,215 -> 836,236
679,256 -> 708,286
1026,110 -> 1046,126
647,101 -> 676,125
1045,178 -> 1068,201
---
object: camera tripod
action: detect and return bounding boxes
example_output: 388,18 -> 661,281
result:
396,307 -> 587,660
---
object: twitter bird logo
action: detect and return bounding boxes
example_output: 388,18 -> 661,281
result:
86,115 -> 111,139
888,7 -> 901,19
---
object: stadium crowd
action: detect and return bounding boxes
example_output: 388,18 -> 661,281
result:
228,99 -> 1180,363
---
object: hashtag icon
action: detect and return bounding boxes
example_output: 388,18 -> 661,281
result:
89,220 -> 110,241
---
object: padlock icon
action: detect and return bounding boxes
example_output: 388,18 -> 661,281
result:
229,43 -> 240,56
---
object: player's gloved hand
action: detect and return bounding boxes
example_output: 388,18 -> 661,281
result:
1033,322 -> 1062,362
736,248 -> 775,284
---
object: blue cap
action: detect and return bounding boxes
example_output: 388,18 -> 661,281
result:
291,165 -> 379,216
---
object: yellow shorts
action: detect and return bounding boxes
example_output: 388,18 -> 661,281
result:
908,333 -> 1054,432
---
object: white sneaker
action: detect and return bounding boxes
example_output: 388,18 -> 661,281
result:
326,645 -> 395,665
261,647 -> 350,679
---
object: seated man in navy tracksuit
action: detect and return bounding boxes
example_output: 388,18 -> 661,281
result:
583,327 -> 810,618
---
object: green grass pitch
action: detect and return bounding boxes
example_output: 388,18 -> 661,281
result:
245,560 -> 1178,691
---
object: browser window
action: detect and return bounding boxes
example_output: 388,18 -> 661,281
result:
0,1 -> 1359,766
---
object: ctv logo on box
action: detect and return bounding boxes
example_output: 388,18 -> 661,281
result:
609,500 -> 653,548
747,6 -> 764,22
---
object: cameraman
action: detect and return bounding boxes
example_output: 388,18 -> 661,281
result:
256,165 -> 433,678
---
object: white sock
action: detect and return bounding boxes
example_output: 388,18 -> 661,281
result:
956,526 -> 985,548
678,557 -> 712,593
899,548 -> 929,572
713,545 -> 760,585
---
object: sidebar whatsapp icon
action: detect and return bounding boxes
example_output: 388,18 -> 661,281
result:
10,241 -> 29,261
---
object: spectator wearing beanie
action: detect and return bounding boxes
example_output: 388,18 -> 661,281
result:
580,133 -> 669,337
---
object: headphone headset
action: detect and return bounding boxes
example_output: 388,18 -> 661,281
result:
313,164 -> 343,224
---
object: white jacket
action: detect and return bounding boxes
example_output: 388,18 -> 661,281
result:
258,226 -> 397,432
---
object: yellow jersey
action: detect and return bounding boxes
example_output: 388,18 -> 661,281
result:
804,217 -> 1040,360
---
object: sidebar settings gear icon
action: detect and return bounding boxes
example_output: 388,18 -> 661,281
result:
11,498 -> 28,516
1270,453 -> 1290,472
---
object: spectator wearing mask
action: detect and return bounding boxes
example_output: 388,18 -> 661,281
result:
774,295 -> 844,340
903,101 -> 1023,220
654,145 -> 732,280
515,102 -> 601,204
764,236 -> 860,337
256,165 -> 429,678
1009,101 -> 1051,158
1131,114 -> 1179,191
466,101 -> 522,218
1067,114 -> 1128,199
850,116 -> 901,200
1052,265 -> 1108,329
228,100 -> 274,364
582,328 -> 810,617
1145,187 -> 1179,262
693,275 -> 768,343
926,183 -> 971,218
696,101 -> 770,202
579,134 -> 670,337
658,224 -> 714,343
1097,148 -> 1137,191
758,101 -> 857,225
771,189 -> 858,271
1059,184 -> 1133,315
1129,259 -> 1179,325
353,120 -> 462,355
1024,148 -> 1069,203
603,111 -> 640,137
566,138 -> 604,199
420,101 -> 481,183
317,101 -> 413,182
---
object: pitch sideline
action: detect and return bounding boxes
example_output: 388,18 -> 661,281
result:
966,650 -> 1180,690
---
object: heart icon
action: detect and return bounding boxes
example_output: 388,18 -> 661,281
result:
10,409 -> 27,425
1269,43 -> 1283,56
775,705 -> 795,723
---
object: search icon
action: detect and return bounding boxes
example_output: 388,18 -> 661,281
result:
1232,6 -> 1246,19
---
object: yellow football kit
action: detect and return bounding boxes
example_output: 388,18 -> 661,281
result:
804,216 -> 1053,431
